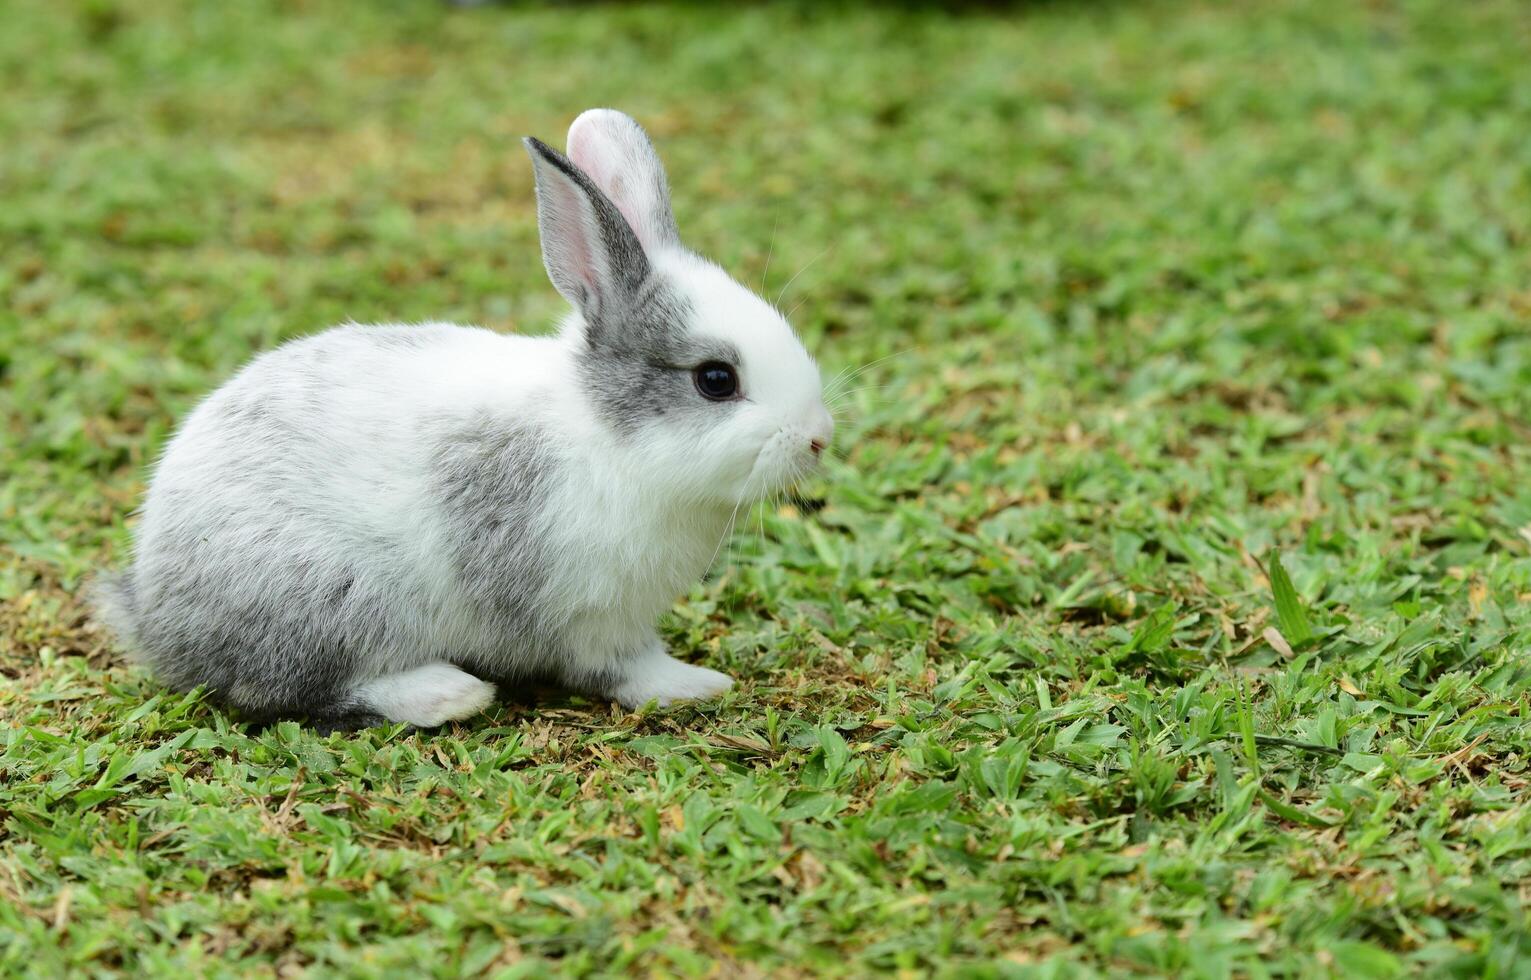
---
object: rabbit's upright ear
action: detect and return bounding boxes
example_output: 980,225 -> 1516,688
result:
566,109 -> 680,253
524,136 -> 651,326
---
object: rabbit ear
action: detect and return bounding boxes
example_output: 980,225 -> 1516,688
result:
566,109 -> 680,253
524,136 -> 650,325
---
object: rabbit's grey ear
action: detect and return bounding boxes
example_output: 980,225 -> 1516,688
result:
524,136 -> 650,325
566,109 -> 680,253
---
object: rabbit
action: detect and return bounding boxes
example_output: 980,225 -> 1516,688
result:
93,109 -> 834,731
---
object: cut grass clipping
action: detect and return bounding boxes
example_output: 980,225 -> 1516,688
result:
4,0 -> 1531,975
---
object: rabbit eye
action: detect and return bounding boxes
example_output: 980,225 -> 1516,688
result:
693,362 -> 739,401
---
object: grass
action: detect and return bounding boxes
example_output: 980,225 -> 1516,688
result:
4,0 -> 1531,974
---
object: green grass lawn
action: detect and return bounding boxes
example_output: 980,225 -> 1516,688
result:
4,0 -> 1531,974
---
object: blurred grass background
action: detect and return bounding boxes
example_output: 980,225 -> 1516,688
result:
3,0 -> 1531,975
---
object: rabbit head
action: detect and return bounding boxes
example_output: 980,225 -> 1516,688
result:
524,109 -> 832,508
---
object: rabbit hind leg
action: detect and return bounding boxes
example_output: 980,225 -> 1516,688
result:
341,662 -> 497,728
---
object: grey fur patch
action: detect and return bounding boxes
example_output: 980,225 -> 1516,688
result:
123,520 -> 395,721
578,275 -> 744,436
430,412 -> 559,676
90,570 -> 141,653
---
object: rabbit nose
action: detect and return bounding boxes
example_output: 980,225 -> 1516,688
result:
808,407 -> 834,457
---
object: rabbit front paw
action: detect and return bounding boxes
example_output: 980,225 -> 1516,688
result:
610,654 -> 734,708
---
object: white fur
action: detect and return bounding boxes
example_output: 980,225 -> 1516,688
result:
351,662 -> 497,727
610,645 -> 735,708
649,249 -> 834,502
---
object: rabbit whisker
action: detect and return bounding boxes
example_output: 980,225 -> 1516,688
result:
706,497 -> 748,578
775,246 -> 832,309
826,383 -> 892,406
760,217 -> 779,295
823,347 -> 920,399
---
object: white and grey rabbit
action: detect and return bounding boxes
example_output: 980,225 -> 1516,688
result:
94,109 -> 833,730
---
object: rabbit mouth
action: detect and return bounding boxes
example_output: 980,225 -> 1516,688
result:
737,428 -> 822,503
